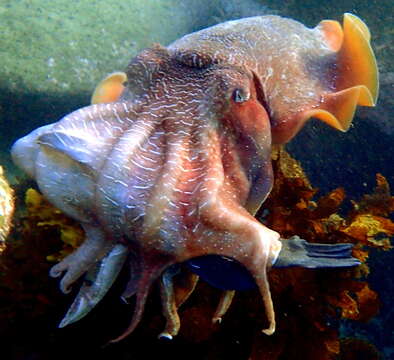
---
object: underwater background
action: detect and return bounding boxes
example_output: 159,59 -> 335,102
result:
0,0 -> 393,359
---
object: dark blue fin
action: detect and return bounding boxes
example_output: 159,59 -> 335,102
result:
186,236 -> 360,291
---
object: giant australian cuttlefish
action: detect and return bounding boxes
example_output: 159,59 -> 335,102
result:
11,13 -> 378,341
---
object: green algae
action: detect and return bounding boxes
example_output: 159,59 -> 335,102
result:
0,0 -> 196,96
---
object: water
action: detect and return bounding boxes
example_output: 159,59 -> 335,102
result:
0,0 -> 393,359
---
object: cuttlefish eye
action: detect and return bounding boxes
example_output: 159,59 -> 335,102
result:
232,88 -> 250,103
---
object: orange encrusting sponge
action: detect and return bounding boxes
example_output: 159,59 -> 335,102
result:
305,13 -> 379,132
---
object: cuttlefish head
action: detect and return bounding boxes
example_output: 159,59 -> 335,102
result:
11,45 -> 281,340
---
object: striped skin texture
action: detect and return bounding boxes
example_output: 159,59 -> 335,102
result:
11,14 -> 377,340
12,46 -> 281,339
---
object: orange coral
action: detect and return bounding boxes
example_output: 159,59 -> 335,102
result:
24,188 -> 84,261
0,187 -> 84,329
1,150 -> 391,360
250,149 -> 392,359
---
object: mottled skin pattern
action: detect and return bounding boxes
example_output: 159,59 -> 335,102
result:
11,15 -> 377,341
169,16 -> 336,144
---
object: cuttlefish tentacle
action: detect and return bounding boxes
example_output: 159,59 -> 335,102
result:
159,266 -> 199,339
110,259 -> 172,343
34,102 -> 142,299
200,205 -> 280,335
59,243 -> 129,327
149,75 -> 279,335
186,121 -> 281,334
212,290 -> 236,324
172,270 -> 199,308
121,251 -> 143,300
107,118 -> 204,342
158,266 -> 182,340
122,121 -> 203,339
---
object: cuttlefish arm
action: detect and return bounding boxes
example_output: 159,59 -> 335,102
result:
53,76 -> 131,327
157,235 -> 359,338
59,244 -> 129,328
58,235 -> 359,330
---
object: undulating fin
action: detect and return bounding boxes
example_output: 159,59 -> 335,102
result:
319,19 -> 343,52
91,72 -> 127,104
309,13 -> 379,132
305,86 -> 373,132
336,13 -> 378,104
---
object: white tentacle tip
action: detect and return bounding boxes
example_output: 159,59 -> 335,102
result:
158,332 -> 173,340
262,324 -> 276,336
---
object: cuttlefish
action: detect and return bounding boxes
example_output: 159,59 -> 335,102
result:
11,13 -> 378,341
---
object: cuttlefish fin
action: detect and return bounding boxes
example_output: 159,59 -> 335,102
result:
91,71 -> 127,104
319,19 -> 343,52
306,13 -> 378,132
336,13 -> 378,104
305,85 -> 373,131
